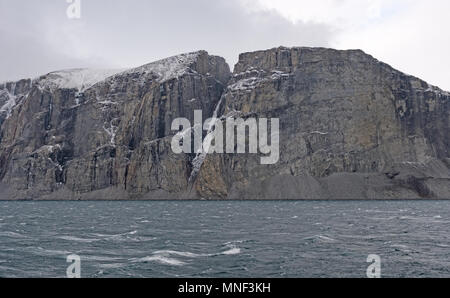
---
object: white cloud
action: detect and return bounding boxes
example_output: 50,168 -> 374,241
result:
245,0 -> 450,90
333,0 -> 450,90
0,0 -> 333,81
245,0 -> 398,27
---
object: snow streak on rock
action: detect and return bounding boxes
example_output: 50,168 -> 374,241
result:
36,68 -> 125,92
188,96 -> 224,185
0,82 -> 17,118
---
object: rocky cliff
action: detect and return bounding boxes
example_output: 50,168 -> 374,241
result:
0,47 -> 449,200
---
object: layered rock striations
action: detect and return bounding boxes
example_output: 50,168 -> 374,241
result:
0,51 -> 230,199
0,47 -> 448,200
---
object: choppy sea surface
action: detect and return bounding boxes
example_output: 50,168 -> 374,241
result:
0,200 -> 449,278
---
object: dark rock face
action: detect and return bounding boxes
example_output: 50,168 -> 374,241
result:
0,51 -> 231,200
195,47 -> 449,199
0,47 -> 448,200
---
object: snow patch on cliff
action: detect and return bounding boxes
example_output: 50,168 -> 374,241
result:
0,90 -> 16,118
425,84 -> 450,97
228,69 -> 291,92
123,51 -> 202,83
228,77 -> 264,91
37,68 -> 126,92
103,118 -> 119,145
0,83 -> 17,118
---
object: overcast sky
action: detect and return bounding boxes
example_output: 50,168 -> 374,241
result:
0,0 -> 449,90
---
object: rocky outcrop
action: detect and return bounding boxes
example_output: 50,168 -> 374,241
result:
0,51 -> 231,200
195,47 -> 449,199
0,47 -> 448,200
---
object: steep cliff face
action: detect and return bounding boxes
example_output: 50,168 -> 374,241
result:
0,51 -> 231,200
0,47 -> 448,200
194,47 -> 449,199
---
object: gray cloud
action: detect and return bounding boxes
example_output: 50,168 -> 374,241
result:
0,0 -> 333,82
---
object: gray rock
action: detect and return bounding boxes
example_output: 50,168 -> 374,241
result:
0,47 -> 448,200
195,47 -> 449,199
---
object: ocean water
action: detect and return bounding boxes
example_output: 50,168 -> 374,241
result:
0,200 -> 449,278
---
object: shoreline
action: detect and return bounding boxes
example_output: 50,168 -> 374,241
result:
1,198 -> 449,202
